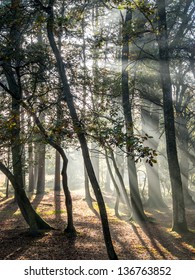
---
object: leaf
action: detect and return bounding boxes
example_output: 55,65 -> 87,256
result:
117,4 -> 127,10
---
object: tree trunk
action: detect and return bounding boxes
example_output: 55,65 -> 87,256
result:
180,147 -> 194,206
3,65 -> 52,233
177,116 -> 195,206
141,102 -> 167,208
121,9 -> 147,221
20,108 -> 26,188
61,150 -> 76,235
54,150 -> 61,191
157,0 -> 188,232
110,150 -> 132,218
0,0 -> 52,232
81,13 -> 94,204
115,148 -> 124,188
91,142 -> 100,183
28,141 -> 35,193
105,149 -> 121,217
36,142 -> 46,194
5,148 -> 11,198
34,143 -> 39,189
84,166 -> 95,207
45,3 -> 118,259
5,176 -> 9,199
21,102 -> 76,236
0,161 -> 53,231
2,2 -> 47,230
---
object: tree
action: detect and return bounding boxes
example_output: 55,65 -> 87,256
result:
167,0 -> 195,206
156,0 -> 188,232
0,0 -> 77,235
33,0 -> 118,260
0,0 -> 53,232
28,136 -> 35,193
141,100 -> 167,208
121,8 -> 147,221
36,133 -> 46,194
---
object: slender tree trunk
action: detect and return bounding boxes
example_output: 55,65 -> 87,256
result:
105,149 -> 121,217
54,2 -> 65,193
180,147 -> 193,206
54,150 -> 61,191
45,3 -> 118,259
53,102 -> 62,193
61,150 -> 76,235
28,117 -> 35,193
157,0 -> 188,232
5,149 -> 10,198
110,150 -> 132,218
91,142 -> 100,183
36,141 -> 46,194
141,102 -> 167,208
177,116 -> 195,206
91,7 -> 100,183
34,142 -> 39,189
84,166 -> 95,206
28,141 -> 35,193
20,108 -> 26,188
81,15 -> 93,204
5,178 -> 9,198
121,9 -> 147,221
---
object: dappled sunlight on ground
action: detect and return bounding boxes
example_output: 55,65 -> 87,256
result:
0,190 -> 195,260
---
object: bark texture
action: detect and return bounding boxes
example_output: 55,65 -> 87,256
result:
157,0 -> 188,232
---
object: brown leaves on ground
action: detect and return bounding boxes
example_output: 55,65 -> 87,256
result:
0,190 -> 195,260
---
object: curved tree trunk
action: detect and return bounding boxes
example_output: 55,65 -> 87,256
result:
0,161 -> 52,231
0,84 -> 76,235
44,2 -> 118,259
22,103 -> 76,236
3,60 -> 51,232
60,150 -> 76,235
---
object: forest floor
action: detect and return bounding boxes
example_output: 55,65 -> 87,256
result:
0,189 -> 195,260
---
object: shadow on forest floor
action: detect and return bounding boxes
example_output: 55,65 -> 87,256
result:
0,191 -> 195,260
130,208 -> 195,260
